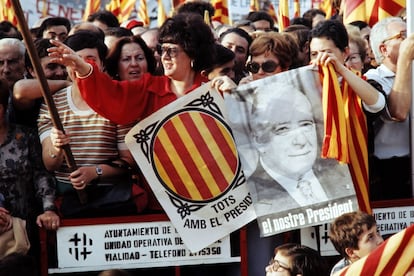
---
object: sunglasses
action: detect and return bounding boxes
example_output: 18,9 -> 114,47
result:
156,45 -> 181,58
246,60 -> 279,73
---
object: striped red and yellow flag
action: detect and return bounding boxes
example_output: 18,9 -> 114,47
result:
320,65 -> 370,213
369,0 -> 405,26
152,110 -> 239,202
343,0 -> 366,24
337,224 -> 414,275
343,0 -> 405,26
320,0 -> 335,19
138,0 -> 150,26
0,0 -> 18,26
278,0 -> 289,31
293,0 -> 300,18
83,0 -> 101,21
211,0 -> 230,25
268,2 -> 278,26
250,0 -> 260,12
106,0 -> 121,19
158,0 -> 168,27
172,0 -> 185,9
119,0 -> 136,23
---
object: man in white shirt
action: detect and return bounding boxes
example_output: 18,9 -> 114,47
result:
365,17 -> 414,200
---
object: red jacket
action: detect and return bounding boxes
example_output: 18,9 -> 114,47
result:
77,62 -> 208,124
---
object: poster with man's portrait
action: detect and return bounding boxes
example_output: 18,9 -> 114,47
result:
226,65 -> 358,237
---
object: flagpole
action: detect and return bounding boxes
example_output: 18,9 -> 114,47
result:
10,0 -> 88,204
408,0 -> 414,198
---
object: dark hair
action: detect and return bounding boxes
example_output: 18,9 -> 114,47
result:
175,1 -> 215,20
65,30 -> 108,62
310,19 -> 349,52
25,38 -> 53,71
219,27 -> 253,48
0,20 -> 22,40
159,13 -> 216,72
329,211 -> 377,259
0,77 -> 9,112
37,16 -> 71,38
274,243 -> 329,276
349,20 -> 369,30
104,27 -> 133,38
303,8 -> 326,23
87,10 -> 120,28
284,25 -> 310,49
246,11 -> 274,27
106,35 -> 157,79
290,17 -> 312,29
204,44 -> 235,74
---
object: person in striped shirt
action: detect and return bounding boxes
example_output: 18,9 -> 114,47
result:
37,31 -> 144,219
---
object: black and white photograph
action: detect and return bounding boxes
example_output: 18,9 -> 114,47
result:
226,65 -> 358,236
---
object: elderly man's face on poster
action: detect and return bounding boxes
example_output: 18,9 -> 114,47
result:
253,88 -> 317,180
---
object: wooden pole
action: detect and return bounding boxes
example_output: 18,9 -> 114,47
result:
11,0 -> 87,204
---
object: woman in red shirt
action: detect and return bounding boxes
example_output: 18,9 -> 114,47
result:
48,13 -> 234,125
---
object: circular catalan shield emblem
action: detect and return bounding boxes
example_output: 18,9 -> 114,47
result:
151,109 -> 239,203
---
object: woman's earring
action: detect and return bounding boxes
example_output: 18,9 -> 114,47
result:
191,60 -> 194,68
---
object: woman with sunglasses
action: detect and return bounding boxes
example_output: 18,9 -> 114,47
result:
47,13 -> 230,125
265,243 -> 329,276
240,32 -> 296,84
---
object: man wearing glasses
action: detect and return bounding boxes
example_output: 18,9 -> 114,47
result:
365,17 -> 414,200
248,83 -> 353,216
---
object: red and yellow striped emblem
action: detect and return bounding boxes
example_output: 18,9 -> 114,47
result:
152,110 -> 239,202
338,224 -> 414,275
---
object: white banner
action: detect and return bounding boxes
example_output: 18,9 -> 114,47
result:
125,84 -> 256,252
56,220 -> 235,271
228,65 -> 358,237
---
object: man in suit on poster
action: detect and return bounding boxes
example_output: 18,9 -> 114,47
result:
248,82 -> 353,217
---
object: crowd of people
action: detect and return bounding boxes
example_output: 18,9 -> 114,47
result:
0,1 -> 412,275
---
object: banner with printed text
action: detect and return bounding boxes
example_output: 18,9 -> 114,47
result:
55,220 -> 237,271
226,65 -> 358,237
125,84 -> 256,252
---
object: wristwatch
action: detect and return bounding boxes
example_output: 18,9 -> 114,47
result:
96,165 -> 103,179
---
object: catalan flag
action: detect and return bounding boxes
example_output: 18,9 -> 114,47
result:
268,2 -> 278,26
172,0 -> 185,10
337,224 -> 414,275
278,0 -> 289,32
106,0 -> 136,23
106,0 -> 121,19
211,0 -> 230,25
119,0 -> 136,23
138,0 -> 150,26
374,0 -> 405,26
343,0 -> 405,26
0,0 -> 17,26
83,0 -> 101,21
250,0 -> 259,12
293,0 -> 300,18
320,64 -> 370,213
158,0 -> 168,27
320,0 -> 335,19
152,110 -> 239,202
